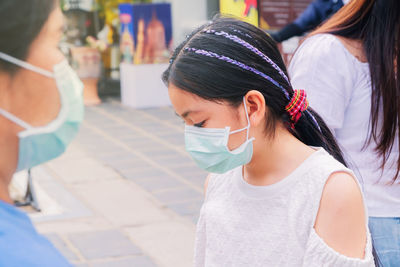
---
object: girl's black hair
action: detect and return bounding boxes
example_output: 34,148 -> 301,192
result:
163,17 -> 346,166
0,0 -> 56,74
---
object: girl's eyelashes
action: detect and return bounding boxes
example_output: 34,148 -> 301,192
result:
194,120 -> 206,128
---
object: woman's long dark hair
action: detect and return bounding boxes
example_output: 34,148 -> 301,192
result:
0,0 -> 56,74
313,0 -> 400,183
163,17 -> 347,166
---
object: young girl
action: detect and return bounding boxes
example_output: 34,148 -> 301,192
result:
163,18 -> 375,266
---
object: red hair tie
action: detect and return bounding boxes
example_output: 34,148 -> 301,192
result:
285,89 -> 309,129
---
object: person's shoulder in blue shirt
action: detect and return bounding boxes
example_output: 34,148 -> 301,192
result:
0,200 -> 71,267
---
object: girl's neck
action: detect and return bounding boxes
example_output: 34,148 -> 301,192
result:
244,126 -> 315,186
335,36 -> 367,63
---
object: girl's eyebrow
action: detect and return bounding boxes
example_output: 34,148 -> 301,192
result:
176,110 -> 199,118
181,110 -> 192,118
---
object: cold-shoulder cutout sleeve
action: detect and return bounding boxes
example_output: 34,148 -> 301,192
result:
302,228 -> 375,267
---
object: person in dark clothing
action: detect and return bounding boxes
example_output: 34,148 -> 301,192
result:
270,0 -> 348,43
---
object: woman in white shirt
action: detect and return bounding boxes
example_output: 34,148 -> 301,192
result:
289,0 -> 399,265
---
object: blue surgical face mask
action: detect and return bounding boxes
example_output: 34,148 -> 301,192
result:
184,98 -> 255,174
0,52 -> 84,171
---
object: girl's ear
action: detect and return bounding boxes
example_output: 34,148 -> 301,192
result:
244,90 -> 266,127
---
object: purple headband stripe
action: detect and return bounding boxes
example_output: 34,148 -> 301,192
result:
184,47 -> 290,99
231,28 -> 253,39
202,29 -> 290,84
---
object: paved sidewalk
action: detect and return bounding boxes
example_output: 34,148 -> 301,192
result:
20,98 -> 208,267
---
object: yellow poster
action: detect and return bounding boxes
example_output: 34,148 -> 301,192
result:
219,0 -> 258,27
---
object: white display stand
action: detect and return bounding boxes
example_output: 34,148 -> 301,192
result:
120,63 -> 171,109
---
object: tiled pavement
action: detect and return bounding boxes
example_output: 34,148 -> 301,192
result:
27,98 -> 207,267
76,99 -> 206,220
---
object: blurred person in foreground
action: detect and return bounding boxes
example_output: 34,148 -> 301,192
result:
289,0 -> 399,265
270,0 -> 350,43
0,0 -> 83,266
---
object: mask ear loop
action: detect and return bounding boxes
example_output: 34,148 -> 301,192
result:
0,52 -> 54,78
230,97 -> 252,141
244,97 -> 250,140
0,109 -> 33,129
0,52 -> 50,129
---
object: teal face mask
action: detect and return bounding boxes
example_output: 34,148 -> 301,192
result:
0,52 -> 84,171
184,98 -> 255,174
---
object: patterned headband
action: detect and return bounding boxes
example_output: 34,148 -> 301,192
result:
202,29 -> 290,84
183,46 -> 321,131
184,47 -> 290,99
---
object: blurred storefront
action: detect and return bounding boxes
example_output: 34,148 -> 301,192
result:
219,0 -> 314,64
259,0 -> 313,63
60,0 -> 208,107
219,0 -> 259,26
60,0 -> 315,107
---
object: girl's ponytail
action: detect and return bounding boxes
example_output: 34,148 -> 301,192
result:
293,108 -> 347,166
